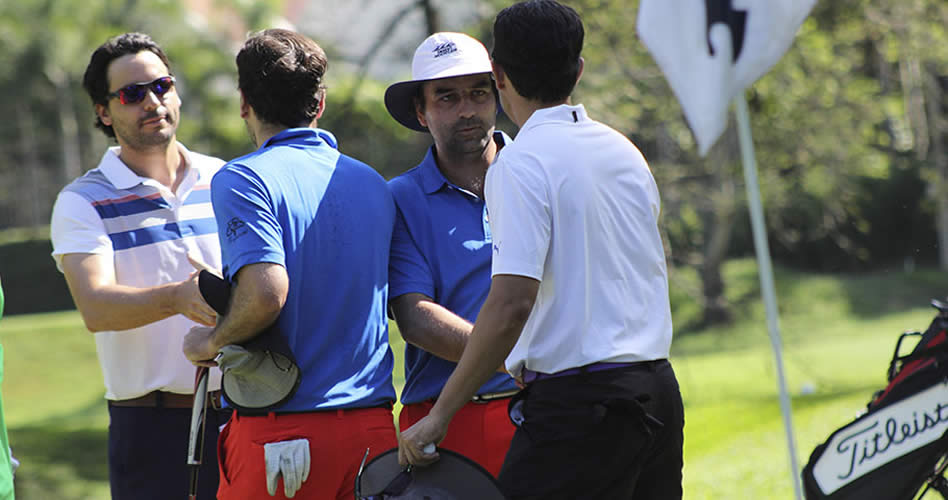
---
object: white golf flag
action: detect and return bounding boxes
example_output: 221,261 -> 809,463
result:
637,0 -> 817,155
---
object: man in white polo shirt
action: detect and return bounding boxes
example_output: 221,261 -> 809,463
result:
50,32 -> 226,500
398,1 -> 684,498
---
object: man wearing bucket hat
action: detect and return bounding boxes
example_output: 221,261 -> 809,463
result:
384,31 -> 518,477
182,29 -> 398,500
399,1 -> 685,499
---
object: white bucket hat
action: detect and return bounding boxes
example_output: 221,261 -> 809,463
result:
384,32 -> 494,132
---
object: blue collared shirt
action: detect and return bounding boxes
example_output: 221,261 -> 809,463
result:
212,128 -> 396,411
389,132 -> 519,404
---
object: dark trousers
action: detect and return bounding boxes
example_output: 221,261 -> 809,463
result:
108,404 -> 231,500
498,360 -> 684,500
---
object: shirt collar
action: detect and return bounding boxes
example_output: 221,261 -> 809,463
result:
98,142 -> 194,190
263,127 -> 338,150
418,130 -> 512,195
520,103 -> 588,134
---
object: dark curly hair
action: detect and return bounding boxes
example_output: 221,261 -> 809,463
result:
237,29 -> 328,128
82,32 -> 173,138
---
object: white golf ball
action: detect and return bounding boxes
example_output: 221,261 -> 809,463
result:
423,443 -> 436,454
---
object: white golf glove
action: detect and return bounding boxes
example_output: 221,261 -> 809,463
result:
264,439 -> 311,498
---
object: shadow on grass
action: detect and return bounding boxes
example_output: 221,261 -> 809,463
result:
11,425 -> 108,481
9,396 -> 110,500
10,424 -> 109,500
839,269 -> 948,319
790,385 -> 877,411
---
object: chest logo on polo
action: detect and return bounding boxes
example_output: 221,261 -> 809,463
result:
447,225 -> 491,252
463,239 -> 489,251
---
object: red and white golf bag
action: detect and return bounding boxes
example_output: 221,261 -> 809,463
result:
803,298 -> 948,499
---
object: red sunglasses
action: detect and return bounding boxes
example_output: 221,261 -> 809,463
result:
106,76 -> 176,105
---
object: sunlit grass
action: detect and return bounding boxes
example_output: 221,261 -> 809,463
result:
1,260 -> 945,499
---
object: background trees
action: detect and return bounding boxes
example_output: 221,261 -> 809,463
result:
0,0 -> 945,330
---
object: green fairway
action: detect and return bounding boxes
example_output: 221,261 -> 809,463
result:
1,259 -> 945,499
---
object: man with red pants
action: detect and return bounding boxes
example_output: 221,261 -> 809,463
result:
384,32 -> 518,476
183,29 -> 398,499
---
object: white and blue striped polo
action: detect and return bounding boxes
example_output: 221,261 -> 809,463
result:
50,144 -> 224,400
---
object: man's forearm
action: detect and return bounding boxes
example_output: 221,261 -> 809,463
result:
62,252 -> 216,332
394,295 -> 472,362
205,262 -> 288,351
72,282 -> 183,332
207,284 -> 280,349
429,276 -> 537,420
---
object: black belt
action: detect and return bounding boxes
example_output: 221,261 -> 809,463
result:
109,390 -> 222,409
236,401 -> 393,417
522,360 -> 665,384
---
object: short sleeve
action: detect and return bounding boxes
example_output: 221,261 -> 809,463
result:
388,204 -> 435,301
484,154 -> 551,280
210,165 -> 285,280
49,191 -> 113,272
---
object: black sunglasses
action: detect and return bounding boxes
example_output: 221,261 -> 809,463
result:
106,76 -> 176,105
355,448 -> 413,499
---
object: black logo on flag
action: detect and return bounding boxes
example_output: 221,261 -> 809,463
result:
705,0 -> 747,63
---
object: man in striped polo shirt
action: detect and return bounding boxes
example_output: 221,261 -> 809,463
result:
50,33 -> 227,500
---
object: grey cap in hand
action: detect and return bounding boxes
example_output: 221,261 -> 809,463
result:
218,344 -> 301,410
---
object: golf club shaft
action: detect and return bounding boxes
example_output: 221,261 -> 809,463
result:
187,367 -> 209,464
187,367 -> 209,499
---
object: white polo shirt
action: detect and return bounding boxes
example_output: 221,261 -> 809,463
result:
50,143 -> 224,400
486,104 -> 673,379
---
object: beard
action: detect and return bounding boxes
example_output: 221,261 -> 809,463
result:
440,118 -> 492,158
115,111 -> 178,150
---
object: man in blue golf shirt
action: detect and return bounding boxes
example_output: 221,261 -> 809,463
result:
183,29 -> 397,500
383,32 -> 518,476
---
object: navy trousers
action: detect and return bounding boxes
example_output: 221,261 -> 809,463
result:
108,404 -> 230,500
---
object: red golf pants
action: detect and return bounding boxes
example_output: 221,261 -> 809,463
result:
398,398 -> 515,477
217,407 -> 397,500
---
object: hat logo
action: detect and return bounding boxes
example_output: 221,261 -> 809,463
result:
432,41 -> 458,58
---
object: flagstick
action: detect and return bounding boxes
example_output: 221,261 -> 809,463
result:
734,94 -> 803,500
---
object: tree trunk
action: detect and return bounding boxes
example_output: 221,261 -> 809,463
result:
419,0 -> 441,35
925,71 -> 948,270
52,69 -> 82,186
15,102 -> 43,227
698,121 -> 738,326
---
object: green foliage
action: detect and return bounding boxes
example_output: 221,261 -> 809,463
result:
0,0 -> 286,229
319,75 -> 432,180
0,228 -> 73,315
1,0 -> 946,329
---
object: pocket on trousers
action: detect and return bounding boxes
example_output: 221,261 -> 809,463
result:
217,419 -> 233,487
520,403 -> 604,445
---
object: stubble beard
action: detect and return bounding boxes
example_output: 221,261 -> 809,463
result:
118,112 -> 178,151
442,119 -> 493,160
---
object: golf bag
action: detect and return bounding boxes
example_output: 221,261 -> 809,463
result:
802,298 -> 948,499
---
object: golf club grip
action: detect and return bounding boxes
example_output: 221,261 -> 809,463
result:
187,367 -> 209,465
